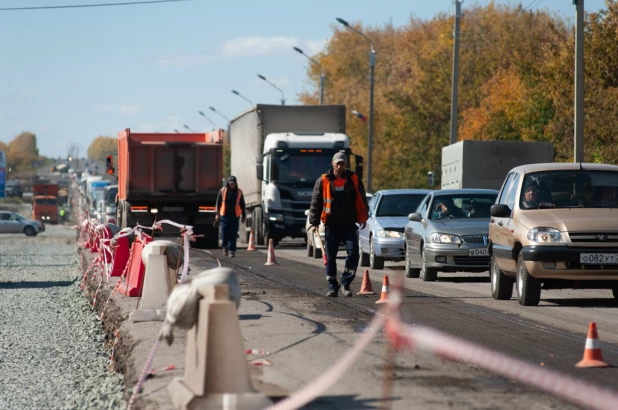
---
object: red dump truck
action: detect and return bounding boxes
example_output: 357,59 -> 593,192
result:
113,128 -> 224,248
32,183 -> 59,224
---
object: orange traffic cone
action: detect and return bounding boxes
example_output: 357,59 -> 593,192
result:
264,239 -> 278,266
576,322 -> 609,368
375,276 -> 390,304
357,270 -> 377,295
247,230 -> 256,251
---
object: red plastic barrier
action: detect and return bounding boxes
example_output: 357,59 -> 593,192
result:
117,234 -> 153,297
110,236 -> 130,277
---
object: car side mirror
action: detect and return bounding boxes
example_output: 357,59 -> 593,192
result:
408,212 -> 422,222
490,204 -> 512,218
304,209 -> 310,216
256,164 -> 264,180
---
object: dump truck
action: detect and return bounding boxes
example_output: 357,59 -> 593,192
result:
32,183 -> 59,224
441,140 -> 554,190
229,104 -> 364,247
114,128 -> 224,248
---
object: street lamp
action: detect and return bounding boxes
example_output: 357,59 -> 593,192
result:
293,47 -> 325,105
209,106 -> 231,140
257,74 -> 285,105
198,110 -> 216,130
231,90 -> 254,106
174,129 -> 180,133
336,17 -> 376,192
183,124 -> 196,132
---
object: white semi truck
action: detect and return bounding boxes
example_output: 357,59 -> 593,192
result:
230,104 -> 364,247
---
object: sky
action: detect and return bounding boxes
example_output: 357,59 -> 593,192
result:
0,0 -> 608,158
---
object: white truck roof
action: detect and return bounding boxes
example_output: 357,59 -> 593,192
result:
263,132 -> 350,151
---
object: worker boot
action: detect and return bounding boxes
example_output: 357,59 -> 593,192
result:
223,246 -> 228,256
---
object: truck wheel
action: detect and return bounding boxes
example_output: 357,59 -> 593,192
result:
516,254 -> 541,306
369,238 -> 384,270
491,255 -> 513,300
253,209 -> 265,246
24,226 -> 37,237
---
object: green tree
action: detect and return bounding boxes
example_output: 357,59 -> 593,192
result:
87,136 -> 117,162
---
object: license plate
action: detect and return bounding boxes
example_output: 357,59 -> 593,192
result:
469,248 -> 489,256
162,207 -> 184,212
580,253 -> 618,264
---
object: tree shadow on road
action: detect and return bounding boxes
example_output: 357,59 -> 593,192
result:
0,279 -> 77,289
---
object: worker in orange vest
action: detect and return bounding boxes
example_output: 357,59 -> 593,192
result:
215,176 -> 246,257
308,152 -> 369,297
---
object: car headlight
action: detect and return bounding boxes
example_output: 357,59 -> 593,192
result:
269,213 -> 284,222
527,227 -> 565,243
430,232 -> 462,244
376,230 -> 403,238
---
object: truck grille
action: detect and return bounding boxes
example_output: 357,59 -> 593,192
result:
453,256 -> 491,266
568,232 -> 618,244
461,235 -> 488,245
282,199 -> 310,225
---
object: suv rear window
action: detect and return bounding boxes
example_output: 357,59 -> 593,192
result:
521,170 -> 618,209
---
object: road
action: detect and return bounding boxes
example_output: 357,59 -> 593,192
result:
190,238 -> 618,403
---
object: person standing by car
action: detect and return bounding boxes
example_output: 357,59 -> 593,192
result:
308,152 -> 369,297
215,176 -> 246,258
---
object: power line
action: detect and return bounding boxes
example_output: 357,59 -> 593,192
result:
0,0 -> 190,11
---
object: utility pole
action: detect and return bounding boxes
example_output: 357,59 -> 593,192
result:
449,0 -> 462,145
574,0 -> 585,163
368,48 -> 375,192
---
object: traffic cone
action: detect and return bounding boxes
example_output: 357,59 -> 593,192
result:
247,230 -> 256,251
264,239 -> 278,266
357,270 -> 377,295
576,322 -> 609,368
375,276 -> 390,304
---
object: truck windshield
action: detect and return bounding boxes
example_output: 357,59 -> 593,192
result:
271,150 -> 343,183
35,198 -> 57,205
521,170 -> 618,209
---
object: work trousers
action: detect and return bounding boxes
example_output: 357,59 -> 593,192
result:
324,223 -> 359,291
220,215 -> 239,252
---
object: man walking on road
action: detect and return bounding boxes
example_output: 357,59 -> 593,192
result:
308,152 -> 369,297
215,176 -> 246,258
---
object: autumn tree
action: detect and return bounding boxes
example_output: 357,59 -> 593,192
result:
87,136 -> 118,162
5,132 -> 42,172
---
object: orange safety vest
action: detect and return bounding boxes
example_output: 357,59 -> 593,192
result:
220,187 -> 243,218
320,174 -> 368,224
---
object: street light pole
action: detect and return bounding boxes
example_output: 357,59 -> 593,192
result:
231,89 -> 254,106
574,0 -> 585,163
198,111 -> 216,131
336,17 -> 376,192
257,74 -> 285,105
449,0 -> 462,145
293,46 -> 325,104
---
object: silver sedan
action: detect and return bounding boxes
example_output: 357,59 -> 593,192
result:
404,189 -> 498,281
0,211 -> 45,236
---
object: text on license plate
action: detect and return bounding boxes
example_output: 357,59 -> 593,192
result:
580,253 -> 618,264
162,207 -> 184,212
469,248 -> 489,256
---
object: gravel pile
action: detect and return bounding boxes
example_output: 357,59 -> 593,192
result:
0,225 -> 126,409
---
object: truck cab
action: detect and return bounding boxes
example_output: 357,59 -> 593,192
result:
255,132 -> 363,246
32,183 -> 59,225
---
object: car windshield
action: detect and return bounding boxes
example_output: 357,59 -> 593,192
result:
271,150 -> 342,183
105,187 -> 118,204
376,194 -> 427,217
521,170 -> 618,209
430,194 -> 497,220
35,198 -> 57,205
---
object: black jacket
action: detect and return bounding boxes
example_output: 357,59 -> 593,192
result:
309,168 -> 368,226
215,184 -> 246,219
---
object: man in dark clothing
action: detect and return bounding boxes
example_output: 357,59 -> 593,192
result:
215,176 -> 246,257
308,152 -> 369,297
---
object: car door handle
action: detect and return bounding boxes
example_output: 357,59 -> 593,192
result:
497,221 -> 503,226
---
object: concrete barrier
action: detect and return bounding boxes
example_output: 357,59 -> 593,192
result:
167,284 -> 272,410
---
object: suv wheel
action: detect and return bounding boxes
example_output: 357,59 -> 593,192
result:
359,238 -> 370,267
369,239 -> 384,270
490,255 -> 513,300
516,254 -> 541,306
420,247 -> 438,282
405,245 -> 420,278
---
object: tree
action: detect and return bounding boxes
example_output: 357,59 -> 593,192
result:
87,136 -> 117,162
